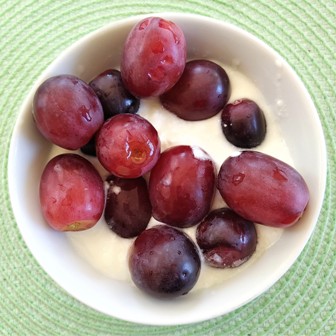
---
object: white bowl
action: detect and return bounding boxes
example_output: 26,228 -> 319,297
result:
8,13 -> 326,325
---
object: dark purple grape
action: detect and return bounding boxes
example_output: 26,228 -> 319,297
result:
89,69 -> 140,120
104,175 -> 152,238
80,134 -> 97,156
128,225 -> 201,298
221,98 -> 266,148
160,59 -> 230,121
196,208 -> 257,268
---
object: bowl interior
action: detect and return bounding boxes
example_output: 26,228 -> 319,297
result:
8,13 -> 326,325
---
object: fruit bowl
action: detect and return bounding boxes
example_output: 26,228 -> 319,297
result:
8,13 -> 326,325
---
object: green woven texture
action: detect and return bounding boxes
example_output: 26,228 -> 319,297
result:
1,0 -> 335,335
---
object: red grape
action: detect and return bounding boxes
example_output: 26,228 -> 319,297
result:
196,208 -> 257,268
121,17 -> 187,97
149,145 -> 216,228
33,75 -> 104,150
89,69 -> 140,119
128,225 -> 201,298
96,113 -> 160,178
217,151 -> 310,228
160,59 -> 230,121
104,175 -> 152,238
39,154 -> 105,231
81,69 -> 141,156
221,98 -> 266,148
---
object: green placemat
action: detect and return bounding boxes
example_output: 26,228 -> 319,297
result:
1,1 -> 335,335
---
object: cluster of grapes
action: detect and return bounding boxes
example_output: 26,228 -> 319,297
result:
34,17 -> 309,298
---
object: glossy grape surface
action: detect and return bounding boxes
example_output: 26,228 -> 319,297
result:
33,75 -> 104,150
96,114 -> 160,178
160,59 -> 230,121
104,175 -> 151,238
221,98 -> 266,148
149,145 -> 216,228
89,69 -> 140,119
39,154 -> 105,231
128,225 -> 201,298
121,17 -> 187,97
217,151 -> 310,228
196,208 -> 257,268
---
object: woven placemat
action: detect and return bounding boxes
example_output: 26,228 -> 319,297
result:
1,1 -> 335,335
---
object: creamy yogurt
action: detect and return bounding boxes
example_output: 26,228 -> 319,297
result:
61,64 -> 293,291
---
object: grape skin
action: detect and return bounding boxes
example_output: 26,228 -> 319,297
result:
217,151 -> 310,228
196,208 -> 257,268
128,225 -> 201,298
121,17 -> 187,97
89,69 -> 140,119
81,69 -> 141,157
96,113 -> 161,178
221,98 -> 266,148
104,175 -> 152,238
39,154 -> 105,231
33,74 -> 104,150
80,135 -> 97,157
160,59 -> 231,121
149,145 -> 216,228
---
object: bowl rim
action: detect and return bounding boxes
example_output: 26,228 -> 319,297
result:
7,12 -> 327,325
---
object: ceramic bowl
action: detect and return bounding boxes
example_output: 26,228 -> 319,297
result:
8,13 -> 326,325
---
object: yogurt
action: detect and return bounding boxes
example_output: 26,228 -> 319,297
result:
63,64 -> 293,291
